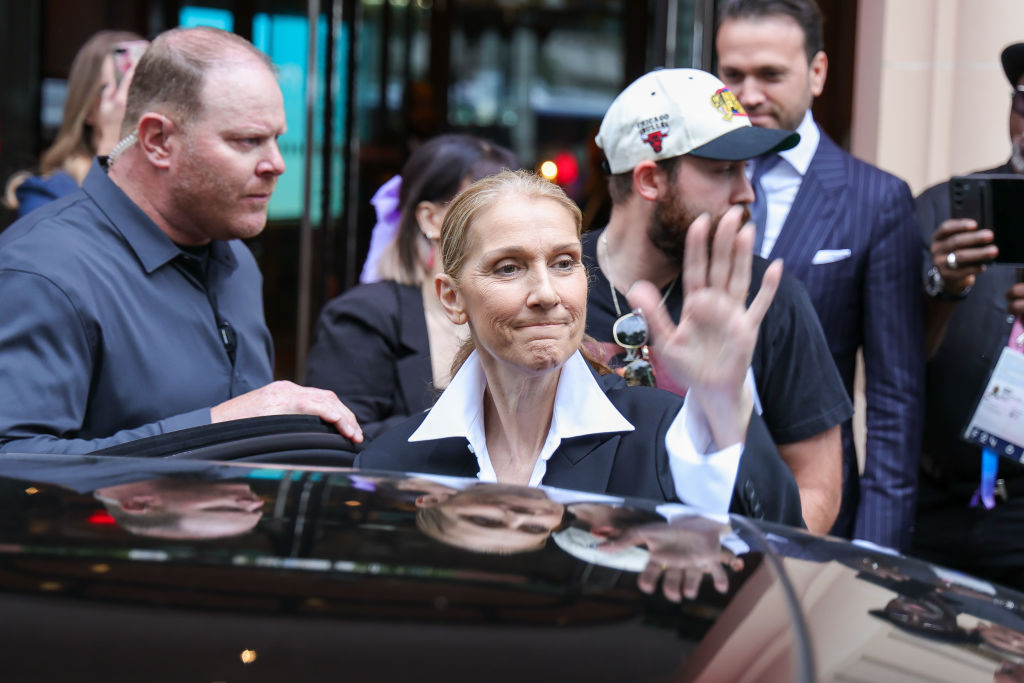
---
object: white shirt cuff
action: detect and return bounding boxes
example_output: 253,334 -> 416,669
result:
664,395 -> 743,515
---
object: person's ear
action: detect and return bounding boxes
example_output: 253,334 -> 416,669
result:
809,50 -> 828,98
633,160 -> 666,201
136,112 -> 178,169
119,494 -> 159,513
436,273 -> 468,325
415,200 -> 445,241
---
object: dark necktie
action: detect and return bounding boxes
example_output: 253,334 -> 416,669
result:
749,154 -> 782,256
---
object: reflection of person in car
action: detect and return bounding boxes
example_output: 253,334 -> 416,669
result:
996,660 -> 1024,683
415,482 -> 566,553
978,621 -> 1024,658
595,517 -> 743,602
94,478 -> 264,539
0,454 -> 268,540
357,170 -> 801,525
412,481 -> 666,554
411,477 -> 743,601
868,594 -> 975,644
870,586 -> 1024,672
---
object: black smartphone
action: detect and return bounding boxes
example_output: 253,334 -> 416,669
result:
950,174 -> 1024,265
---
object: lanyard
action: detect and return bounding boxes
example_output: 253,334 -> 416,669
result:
972,314 -> 1024,509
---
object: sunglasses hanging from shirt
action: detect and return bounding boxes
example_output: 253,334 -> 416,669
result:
612,308 -> 656,387
601,233 -> 678,388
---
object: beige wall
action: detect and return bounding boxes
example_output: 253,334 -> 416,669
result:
683,559 -> 1004,682
851,0 -> 1024,195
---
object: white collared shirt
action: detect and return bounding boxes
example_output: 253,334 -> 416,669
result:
409,350 -> 743,514
750,109 -> 820,258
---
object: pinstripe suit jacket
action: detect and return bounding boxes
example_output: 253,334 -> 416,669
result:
764,128 -> 925,551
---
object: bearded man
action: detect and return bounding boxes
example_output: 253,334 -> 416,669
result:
584,68 -> 850,533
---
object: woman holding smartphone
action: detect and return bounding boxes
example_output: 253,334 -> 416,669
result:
4,30 -> 148,218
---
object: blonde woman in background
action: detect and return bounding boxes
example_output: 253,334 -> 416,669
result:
5,30 -> 147,218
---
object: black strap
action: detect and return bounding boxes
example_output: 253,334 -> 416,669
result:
92,414 -> 360,458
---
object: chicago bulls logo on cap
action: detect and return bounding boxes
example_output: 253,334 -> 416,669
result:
636,114 -> 670,153
642,130 -> 668,152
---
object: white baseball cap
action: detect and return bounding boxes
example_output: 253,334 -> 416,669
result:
595,68 -> 799,174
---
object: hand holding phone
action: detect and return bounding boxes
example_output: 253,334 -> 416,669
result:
929,217 -> 996,291
95,40 -> 148,156
950,175 -> 1024,265
111,40 -> 148,87
1009,270 -> 1024,319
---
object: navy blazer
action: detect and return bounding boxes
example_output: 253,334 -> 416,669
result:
765,128 -> 925,550
357,372 -> 805,528
306,282 -> 436,439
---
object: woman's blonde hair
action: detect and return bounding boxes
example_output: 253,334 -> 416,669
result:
439,169 -> 583,281
4,30 -> 143,209
439,170 -> 610,376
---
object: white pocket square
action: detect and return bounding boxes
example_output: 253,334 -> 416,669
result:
812,249 -> 852,265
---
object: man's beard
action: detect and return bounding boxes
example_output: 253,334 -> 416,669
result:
647,192 -> 696,263
647,192 -> 751,262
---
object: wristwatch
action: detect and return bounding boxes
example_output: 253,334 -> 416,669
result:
925,266 -> 971,301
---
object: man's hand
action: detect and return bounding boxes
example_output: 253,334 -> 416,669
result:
211,381 -> 364,443
925,218 -> 999,357
930,218 -> 997,295
599,518 -> 743,602
626,205 -> 781,447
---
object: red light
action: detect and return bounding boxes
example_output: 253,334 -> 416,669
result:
552,152 -> 579,186
88,511 -> 117,525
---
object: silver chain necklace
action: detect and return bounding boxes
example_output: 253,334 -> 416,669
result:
600,234 -> 677,317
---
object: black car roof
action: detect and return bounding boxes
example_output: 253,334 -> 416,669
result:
0,453 -> 1018,682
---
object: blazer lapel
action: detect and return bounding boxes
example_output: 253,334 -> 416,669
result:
423,438 -> 480,478
542,434 -> 621,494
395,283 -> 436,412
767,130 -> 848,279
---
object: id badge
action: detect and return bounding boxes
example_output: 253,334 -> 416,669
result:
962,347 -> 1024,462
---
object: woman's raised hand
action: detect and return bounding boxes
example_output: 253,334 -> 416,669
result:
626,205 -> 782,447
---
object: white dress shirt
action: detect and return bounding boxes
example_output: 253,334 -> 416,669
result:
751,110 -> 820,258
408,350 -> 743,515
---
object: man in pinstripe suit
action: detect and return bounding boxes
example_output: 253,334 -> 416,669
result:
716,0 -> 925,550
